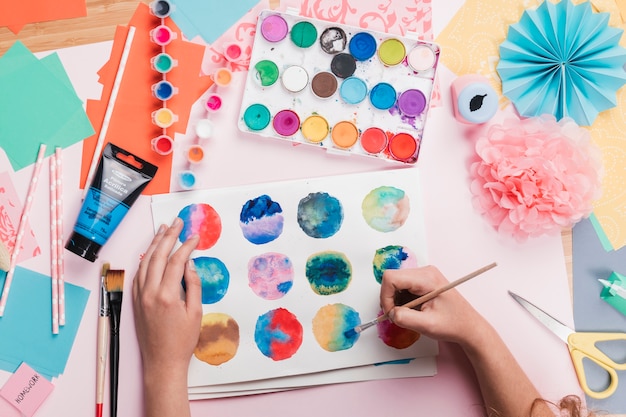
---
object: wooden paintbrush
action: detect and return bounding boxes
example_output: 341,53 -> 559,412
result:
0,240 -> 9,272
105,269 -> 125,417
346,262 -> 497,337
95,262 -> 110,417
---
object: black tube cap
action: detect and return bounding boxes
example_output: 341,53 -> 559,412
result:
65,232 -> 101,263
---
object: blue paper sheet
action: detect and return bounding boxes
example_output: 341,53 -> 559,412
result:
573,217 -> 626,413
0,266 -> 90,379
170,0 -> 259,44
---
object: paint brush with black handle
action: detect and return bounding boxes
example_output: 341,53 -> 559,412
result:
105,269 -> 125,417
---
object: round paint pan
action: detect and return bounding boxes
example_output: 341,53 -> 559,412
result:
407,44 -> 436,72
291,21 -> 318,48
397,89 -> 427,117
195,119 -> 214,139
150,24 -> 177,46
311,71 -> 338,98
243,103 -> 271,131
213,68 -> 233,87
388,132 -> 418,162
151,108 -> 178,128
378,38 -> 406,66
151,53 -> 177,74
301,115 -> 329,143
205,93 -> 223,112
150,0 -> 173,18
281,65 -> 309,93
179,170 -> 197,189
260,14 -> 289,42
223,43 -> 243,62
330,53 -> 356,79
151,134 -> 174,155
331,121 -> 359,149
272,109 -> 300,137
254,60 -> 280,87
152,80 -> 178,101
319,27 -> 347,54
349,32 -> 377,61
339,77 -> 367,104
369,82 -> 397,110
360,127 -> 388,154
187,145 -> 205,164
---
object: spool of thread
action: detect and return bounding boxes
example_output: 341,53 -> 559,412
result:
451,74 -> 498,124
152,80 -> 178,101
195,119 -> 214,139
150,25 -> 177,46
151,53 -> 178,74
205,94 -> 223,112
149,0 -> 173,18
187,145 -> 205,164
179,171 -> 197,189
151,108 -> 178,128
151,135 -> 174,155
213,68 -> 233,87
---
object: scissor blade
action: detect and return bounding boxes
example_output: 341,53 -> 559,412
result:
508,291 -> 573,343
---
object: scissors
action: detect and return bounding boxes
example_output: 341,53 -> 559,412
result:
509,291 -> 626,399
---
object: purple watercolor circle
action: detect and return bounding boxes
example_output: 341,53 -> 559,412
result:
397,89 -> 426,117
260,14 -> 289,42
272,110 -> 300,136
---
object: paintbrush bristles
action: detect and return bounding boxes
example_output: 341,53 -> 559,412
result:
105,270 -> 125,293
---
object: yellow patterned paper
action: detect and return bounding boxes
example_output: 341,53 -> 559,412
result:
436,0 -> 626,250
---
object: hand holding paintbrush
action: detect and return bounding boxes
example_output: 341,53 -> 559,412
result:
105,269 -> 125,417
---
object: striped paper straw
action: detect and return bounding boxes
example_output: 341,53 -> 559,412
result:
49,153 -> 59,334
55,147 -> 66,326
0,143 -> 47,317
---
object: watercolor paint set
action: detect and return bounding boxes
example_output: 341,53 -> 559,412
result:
151,168 -> 437,387
237,9 -> 440,164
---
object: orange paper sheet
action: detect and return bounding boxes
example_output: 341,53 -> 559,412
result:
1,0 -> 87,34
80,3 -> 214,195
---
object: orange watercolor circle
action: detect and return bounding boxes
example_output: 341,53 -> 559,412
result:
388,132 -> 418,162
331,121 -> 359,149
301,115 -> 329,143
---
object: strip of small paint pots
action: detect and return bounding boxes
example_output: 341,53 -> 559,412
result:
378,38 -> 406,66
349,32 -> 377,61
301,115 -> 329,143
331,121 -> 359,149
66,143 -> 157,262
311,71 -> 337,98
339,77 -> 367,104
388,132 -> 418,162
319,27 -> 347,54
360,127 -> 388,154
369,82 -> 397,110
205,93 -> 223,112
223,43 -> 243,62
150,0 -> 173,18
260,14 -> 288,42
281,65 -> 309,93
151,53 -> 177,74
179,170 -> 196,189
272,109 -> 300,136
187,145 -> 205,164
195,119 -> 214,139
254,60 -> 279,86
151,134 -> 174,155
407,44 -> 436,72
150,25 -> 176,46
291,21 -> 317,48
330,53 -> 356,79
152,80 -> 177,101
213,68 -> 233,87
152,108 -> 178,128
243,103 -> 271,131
397,89 -> 427,117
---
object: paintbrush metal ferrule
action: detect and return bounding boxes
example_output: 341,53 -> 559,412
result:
99,278 -> 109,317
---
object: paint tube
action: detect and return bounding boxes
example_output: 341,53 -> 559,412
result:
66,143 -> 158,262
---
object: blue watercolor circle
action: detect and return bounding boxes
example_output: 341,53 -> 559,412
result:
372,245 -> 418,284
369,82 -> 397,110
297,192 -> 344,238
339,77 -> 368,104
305,251 -> 352,295
349,32 -> 377,61
239,194 -> 284,244
193,256 -> 230,304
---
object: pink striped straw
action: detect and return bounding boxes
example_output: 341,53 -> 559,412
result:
55,147 -> 66,326
0,143 -> 47,317
49,153 -> 59,334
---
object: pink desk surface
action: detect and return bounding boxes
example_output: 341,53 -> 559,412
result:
0,1 -> 582,416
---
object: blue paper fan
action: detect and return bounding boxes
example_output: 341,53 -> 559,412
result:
497,0 -> 626,126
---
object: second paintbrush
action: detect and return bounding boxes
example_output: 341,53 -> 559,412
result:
105,269 -> 125,417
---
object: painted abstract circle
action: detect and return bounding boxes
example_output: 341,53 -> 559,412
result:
193,256 -> 230,304
297,192 -> 344,238
361,186 -> 410,232
312,303 -> 361,352
177,203 -> 222,250
255,308 -> 303,361
305,251 -> 352,295
376,308 -> 420,349
372,245 -> 419,284
239,194 -> 284,244
248,252 -> 294,300
194,312 -> 240,365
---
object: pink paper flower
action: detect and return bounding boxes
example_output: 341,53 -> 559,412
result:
469,115 -> 602,241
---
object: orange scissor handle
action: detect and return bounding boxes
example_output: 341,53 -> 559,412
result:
568,332 -> 626,399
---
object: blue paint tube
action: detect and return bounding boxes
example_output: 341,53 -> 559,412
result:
66,143 -> 158,262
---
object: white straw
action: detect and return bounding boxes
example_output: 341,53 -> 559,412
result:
55,147 -> 66,326
49,153 -> 59,334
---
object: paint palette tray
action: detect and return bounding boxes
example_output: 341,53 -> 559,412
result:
237,9 -> 440,164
